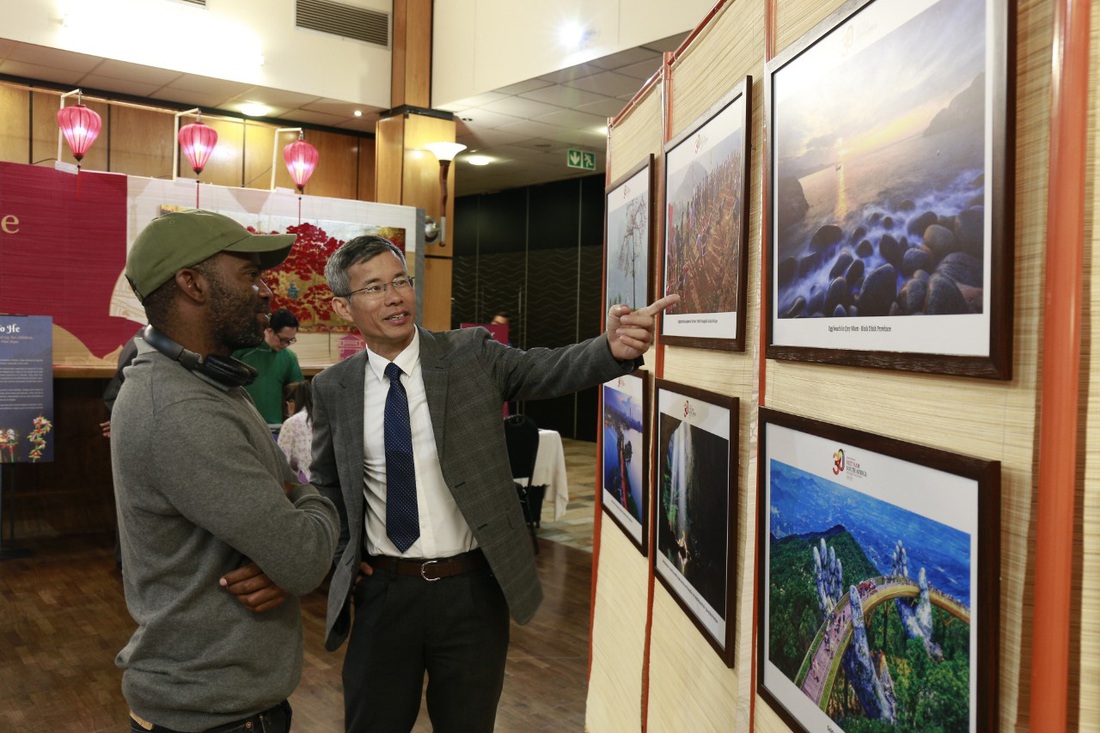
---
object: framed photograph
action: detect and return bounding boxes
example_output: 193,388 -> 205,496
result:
600,371 -> 650,555
605,155 -> 654,313
661,76 -> 752,351
765,0 -> 1014,378
757,407 -> 1001,732
653,379 -> 738,666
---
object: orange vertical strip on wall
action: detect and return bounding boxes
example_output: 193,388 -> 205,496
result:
1030,0 -> 1090,728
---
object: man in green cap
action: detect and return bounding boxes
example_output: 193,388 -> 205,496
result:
111,209 -> 339,733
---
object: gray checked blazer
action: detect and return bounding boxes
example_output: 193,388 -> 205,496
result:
310,325 -> 638,651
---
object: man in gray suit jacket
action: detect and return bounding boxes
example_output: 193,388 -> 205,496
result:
310,235 -> 678,733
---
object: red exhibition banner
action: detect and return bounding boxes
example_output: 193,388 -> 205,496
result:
0,163 -> 135,359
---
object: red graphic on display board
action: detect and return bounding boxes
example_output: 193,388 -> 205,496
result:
0,163 -> 135,358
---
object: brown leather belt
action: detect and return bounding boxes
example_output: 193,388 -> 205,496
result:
368,548 -> 487,581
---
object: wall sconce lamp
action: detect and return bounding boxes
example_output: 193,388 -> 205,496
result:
422,141 -> 467,247
175,108 -> 218,207
57,89 -> 102,169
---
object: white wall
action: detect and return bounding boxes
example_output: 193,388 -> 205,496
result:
431,0 -> 717,106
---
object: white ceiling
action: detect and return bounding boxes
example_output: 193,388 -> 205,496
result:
0,32 -> 686,197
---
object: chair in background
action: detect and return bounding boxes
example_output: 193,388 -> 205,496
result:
503,413 -> 542,554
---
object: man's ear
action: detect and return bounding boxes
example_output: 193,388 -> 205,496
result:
174,268 -> 206,304
331,296 -> 354,323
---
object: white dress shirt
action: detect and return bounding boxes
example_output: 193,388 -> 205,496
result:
361,330 -> 475,558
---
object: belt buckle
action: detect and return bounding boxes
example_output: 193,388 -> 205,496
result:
420,559 -> 441,581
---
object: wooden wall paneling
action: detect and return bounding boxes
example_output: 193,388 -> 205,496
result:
109,105 -> 174,179
358,136 -> 376,202
421,255 -> 452,332
643,0 -> 763,730
182,116 -> 244,189
304,129 -> 361,201
0,86 -> 30,164
243,120 -> 278,191
586,525 -> 649,733
391,0 -> 433,108
404,113 -> 458,258
373,114 -> 405,205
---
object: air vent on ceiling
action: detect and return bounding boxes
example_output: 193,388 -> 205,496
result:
296,0 -> 390,48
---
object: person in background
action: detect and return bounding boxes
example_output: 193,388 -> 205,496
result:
100,326 -> 143,572
489,312 -> 512,346
234,307 -> 305,426
309,234 -> 679,733
278,380 -> 314,482
111,208 -> 338,733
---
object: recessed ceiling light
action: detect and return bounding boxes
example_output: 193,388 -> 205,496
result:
466,155 -> 493,166
353,110 -> 363,118
238,101 -> 271,117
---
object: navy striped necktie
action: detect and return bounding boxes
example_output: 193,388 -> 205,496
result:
383,362 -> 419,552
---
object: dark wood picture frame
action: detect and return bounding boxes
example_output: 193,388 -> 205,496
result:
652,378 -> 738,666
599,370 -> 650,555
764,0 -> 1014,378
756,407 -> 1001,732
604,155 -> 654,314
660,76 -> 752,352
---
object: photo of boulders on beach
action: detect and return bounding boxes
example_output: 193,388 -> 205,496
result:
773,0 -> 990,322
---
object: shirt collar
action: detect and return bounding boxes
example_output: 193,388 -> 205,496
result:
365,329 -> 420,383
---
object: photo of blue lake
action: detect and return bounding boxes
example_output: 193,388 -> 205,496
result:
770,460 -> 971,606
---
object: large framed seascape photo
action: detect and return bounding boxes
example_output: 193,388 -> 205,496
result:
756,407 -> 1001,732
661,76 -> 752,351
605,155 -> 654,314
653,379 -> 738,666
600,371 -> 650,555
765,0 -> 1014,378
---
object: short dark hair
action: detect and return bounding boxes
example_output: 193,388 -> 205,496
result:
269,308 -> 299,332
325,236 -> 407,297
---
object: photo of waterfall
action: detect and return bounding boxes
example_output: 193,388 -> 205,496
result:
654,380 -> 738,665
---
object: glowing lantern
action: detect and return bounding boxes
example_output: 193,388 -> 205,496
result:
283,135 -> 319,193
178,118 -> 218,175
57,94 -> 102,165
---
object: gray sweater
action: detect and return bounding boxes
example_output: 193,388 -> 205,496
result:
111,341 -> 338,731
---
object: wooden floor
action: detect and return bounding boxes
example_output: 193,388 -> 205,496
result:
0,532 -> 593,732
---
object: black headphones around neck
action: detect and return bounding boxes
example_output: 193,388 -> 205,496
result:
142,325 -> 258,388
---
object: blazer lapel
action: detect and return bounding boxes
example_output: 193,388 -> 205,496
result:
335,351 -> 367,509
417,328 -> 449,465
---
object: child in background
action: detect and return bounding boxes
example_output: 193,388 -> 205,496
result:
278,381 -> 313,482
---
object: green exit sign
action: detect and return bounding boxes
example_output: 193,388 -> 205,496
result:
566,149 -> 596,171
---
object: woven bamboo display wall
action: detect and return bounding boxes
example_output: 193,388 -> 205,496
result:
586,75 -> 664,733
589,0 -> 1100,728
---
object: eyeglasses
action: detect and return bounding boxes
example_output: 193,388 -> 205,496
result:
340,276 -> 415,300
277,336 -> 297,346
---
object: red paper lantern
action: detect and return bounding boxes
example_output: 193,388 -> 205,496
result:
57,102 -> 102,163
283,138 -> 319,193
178,119 -> 218,175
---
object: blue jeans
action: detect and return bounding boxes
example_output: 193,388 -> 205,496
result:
128,700 -> 291,733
